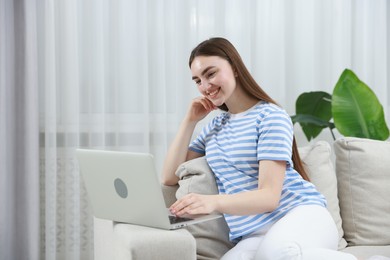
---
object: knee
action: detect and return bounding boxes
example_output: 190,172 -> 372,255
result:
256,241 -> 302,260
273,241 -> 302,260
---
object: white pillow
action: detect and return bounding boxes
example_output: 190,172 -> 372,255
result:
299,141 -> 347,249
334,137 -> 390,246
175,157 -> 234,259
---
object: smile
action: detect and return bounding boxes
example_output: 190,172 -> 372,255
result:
206,88 -> 220,98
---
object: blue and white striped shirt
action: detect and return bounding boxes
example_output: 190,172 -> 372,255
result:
189,102 -> 326,242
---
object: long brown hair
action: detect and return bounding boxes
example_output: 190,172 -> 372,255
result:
189,37 -> 309,181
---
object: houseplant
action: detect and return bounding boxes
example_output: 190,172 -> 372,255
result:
291,69 -> 389,141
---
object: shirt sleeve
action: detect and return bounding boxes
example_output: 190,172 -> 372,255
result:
189,115 -> 221,155
189,130 -> 206,154
256,109 -> 294,166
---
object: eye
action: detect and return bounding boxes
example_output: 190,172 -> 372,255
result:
207,71 -> 216,78
194,80 -> 201,86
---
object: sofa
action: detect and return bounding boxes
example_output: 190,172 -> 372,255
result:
94,137 -> 390,259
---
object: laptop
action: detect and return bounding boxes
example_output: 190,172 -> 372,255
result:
76,149 -> 221,230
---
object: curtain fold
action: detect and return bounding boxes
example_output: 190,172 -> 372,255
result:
0,0 -> 389,259
0,0 -> 40,260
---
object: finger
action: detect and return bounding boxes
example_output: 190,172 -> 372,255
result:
203,97 -> 217,110
174,195 -> 202,216
176,201 -> 199,216
198,97 -> 215,111
170,195 -> 193,215
170,200 -> 185,215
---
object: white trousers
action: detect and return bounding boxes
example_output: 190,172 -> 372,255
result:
221,205 -> 357,260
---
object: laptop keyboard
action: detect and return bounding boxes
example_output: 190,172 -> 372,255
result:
169,215 -> 193,224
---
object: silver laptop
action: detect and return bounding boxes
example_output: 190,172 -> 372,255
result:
76,149 -> 221,229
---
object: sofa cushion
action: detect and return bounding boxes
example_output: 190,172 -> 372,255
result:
334,137 -> 390,246
298,141 -> 348,249
340,245 -> 390,258
114,223 -> 196,260
175,157 -> 234,260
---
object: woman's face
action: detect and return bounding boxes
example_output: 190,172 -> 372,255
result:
190,55 -> 237,107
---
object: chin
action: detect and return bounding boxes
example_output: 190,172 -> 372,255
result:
211,99 -> 224,107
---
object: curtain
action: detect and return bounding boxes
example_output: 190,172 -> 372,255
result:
0,0 -> 40,259
1,0 -> 388,259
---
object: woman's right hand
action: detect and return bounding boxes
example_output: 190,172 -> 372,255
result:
186,96 -> 217,123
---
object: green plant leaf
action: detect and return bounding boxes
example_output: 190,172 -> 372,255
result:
332,69 -> 389,140
294,91 -> 333,140
291,114 -> 335,128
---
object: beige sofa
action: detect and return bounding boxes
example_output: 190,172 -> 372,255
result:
94,137 -> 390,259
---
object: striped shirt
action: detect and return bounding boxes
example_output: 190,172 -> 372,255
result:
189,102 -> 326,242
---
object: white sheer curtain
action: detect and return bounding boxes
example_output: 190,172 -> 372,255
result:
1,0 -> 388,259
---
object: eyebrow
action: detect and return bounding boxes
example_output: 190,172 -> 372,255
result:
192,66 -> 215,80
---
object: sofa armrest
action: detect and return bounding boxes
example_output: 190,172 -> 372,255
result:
114,223 -> 196,260
94,185 -> 185,260
94,218 -> 115,260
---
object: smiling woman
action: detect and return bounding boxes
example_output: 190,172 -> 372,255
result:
191,56 -> 238,109
1,1 -> 389,260
162,37 -> 359,260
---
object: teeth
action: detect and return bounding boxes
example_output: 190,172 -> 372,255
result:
208,89 -> 219,96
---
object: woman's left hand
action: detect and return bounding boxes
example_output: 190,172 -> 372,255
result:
169,193 -> 217,216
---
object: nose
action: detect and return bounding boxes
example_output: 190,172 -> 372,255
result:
199,79 -> 211,92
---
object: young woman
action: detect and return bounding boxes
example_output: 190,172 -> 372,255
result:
161,37 -> 357,260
